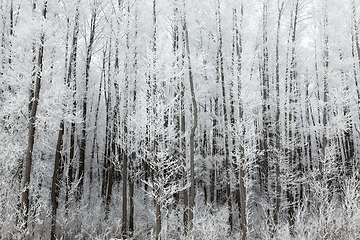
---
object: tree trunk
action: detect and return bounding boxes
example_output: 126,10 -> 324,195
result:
21,1 -> 47,230
89,72 -> 103,203
232,3 -> 247,239
51,13 -> 72,237
129,154 -> 135,237
122,149 -> 128,237
181,40 -> 188,234
182,0 -> 197,231
66,1 -> 80,207
78,7 -> 96,202
103,41 -> 114,219
286,0 -> 299,231
210,97 -> 217,207
321,0 -> 329,184
152,1 -> 161,239
260,0 -> 270,203
274,1 -> 284,229
129,7 -> 138,236
216,0 -> 232,229
50,120 -> 64,240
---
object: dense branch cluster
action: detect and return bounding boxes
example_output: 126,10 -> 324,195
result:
1,0 -> 360,239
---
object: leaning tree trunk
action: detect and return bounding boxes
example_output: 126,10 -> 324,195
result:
21,1 -> 47,232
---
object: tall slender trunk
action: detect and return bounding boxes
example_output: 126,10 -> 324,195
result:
216,0 -> 232,229
89,73 -> 103,202
274,2 -> 284,229
7,0 -> 13,67
260,0 -> 270,202
78,7 -> 96,201
21,1 -> 47,230
232,3 -> 247,239
210,98 -> 217,207
172,0 -> 181,206
122,148 -> 128,237
129,154 -> 135,236
181,27 -> 188,233
28,1 -> 37,116
286,0 -> 299,231
182,0 -> 197,231
321,0 -> 329,183
103,39 -> 114,219
319,2 -> 330,238
151,1 -> 161,239
51,14 -> 72,237
231,4 -> 240,222
129,5 -> 138,236
66,1 -> 81,207
121,4 -> 132,237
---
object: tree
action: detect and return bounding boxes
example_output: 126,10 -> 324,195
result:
231,1 -> 247,238
216,0 -> 233,230
78,0 -> 97,201
151,1 -> 161,239
21,1 -> 47,233
182,0 -> 197,232
284,0 -> 300,231
273,0 -> 284,230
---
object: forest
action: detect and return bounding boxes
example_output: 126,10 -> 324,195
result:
1,0 -> 360,239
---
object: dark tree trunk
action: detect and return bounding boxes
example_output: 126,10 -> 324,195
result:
21,1 -> 47,231
274,2 -> 284,229
216,0 -> 232,229
103,42 -> 114,219
50,120 -> 64,240
78,8 -> 96,201
260,0 -> 270,202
